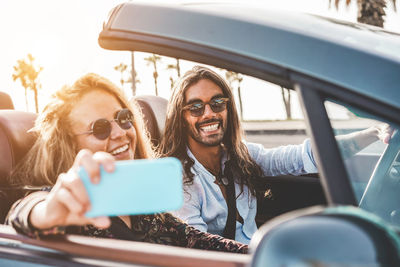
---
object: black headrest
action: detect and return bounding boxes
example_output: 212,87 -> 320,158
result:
132,95 -> 168,147
0,92 -> 14,110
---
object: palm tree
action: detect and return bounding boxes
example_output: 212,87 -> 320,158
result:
114,63 -> 128,87
125,70 -> 140,93
144,54 -> 162,96
330,0 -> 397,27
166,58 -> 181,90
225,70 -> 244,120
12,54 -> 43,113
175,58 -> 181,77
114,62 -> 140,96
281,87 -> 292,120
130,52 -> 137,96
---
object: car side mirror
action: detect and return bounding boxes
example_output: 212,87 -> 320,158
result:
250,206 -> 400,267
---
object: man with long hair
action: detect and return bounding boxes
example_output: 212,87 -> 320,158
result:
159,65 -> 391,244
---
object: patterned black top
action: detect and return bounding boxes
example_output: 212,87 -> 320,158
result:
6,191 -> 248,253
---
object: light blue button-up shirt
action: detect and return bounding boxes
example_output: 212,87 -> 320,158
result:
172,140 -> 317,244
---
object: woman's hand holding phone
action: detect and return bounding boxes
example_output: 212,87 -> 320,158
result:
29,149 -> 114,230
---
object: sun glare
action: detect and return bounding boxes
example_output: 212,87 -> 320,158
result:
1,0 -> 399,115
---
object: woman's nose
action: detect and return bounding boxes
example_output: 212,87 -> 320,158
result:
109,121 -> 126,139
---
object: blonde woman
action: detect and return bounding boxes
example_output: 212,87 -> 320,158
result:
6,73 -> 247,253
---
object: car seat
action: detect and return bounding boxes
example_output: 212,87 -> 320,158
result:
0,92 -> 15,110
0,110 -> 37,222
132,95 -> 168,147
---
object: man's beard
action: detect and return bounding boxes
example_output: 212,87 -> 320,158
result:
187,118 -> 225,147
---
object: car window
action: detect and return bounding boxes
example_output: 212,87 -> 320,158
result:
239,79 -> 309,149
325,100 -> 400,228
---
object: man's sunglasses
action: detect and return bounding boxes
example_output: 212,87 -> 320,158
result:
182,97 -> 229,117
76,108 -> 133,140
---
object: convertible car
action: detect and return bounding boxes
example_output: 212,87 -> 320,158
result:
0,1 -> 400,266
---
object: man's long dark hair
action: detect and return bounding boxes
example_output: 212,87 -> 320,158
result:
159,66 -> 262,196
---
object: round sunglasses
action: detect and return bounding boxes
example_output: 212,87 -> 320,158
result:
76,108 -> 133,140
182,97 -> 229,117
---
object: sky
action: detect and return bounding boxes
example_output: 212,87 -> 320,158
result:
1,0 -> 399,119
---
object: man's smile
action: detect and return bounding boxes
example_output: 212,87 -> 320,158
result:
200,122 -> 219,132
197,120 -> 222,134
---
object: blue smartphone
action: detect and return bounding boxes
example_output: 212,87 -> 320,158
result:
78,157 -> 183,217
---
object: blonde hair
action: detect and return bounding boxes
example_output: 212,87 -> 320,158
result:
11,73 -> 154,187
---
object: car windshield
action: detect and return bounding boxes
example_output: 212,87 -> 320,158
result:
325,100 -> 400,229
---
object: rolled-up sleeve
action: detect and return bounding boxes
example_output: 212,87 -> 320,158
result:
301,139 -> 318,173
247,139 -> 318,176
6,191 -> 67,238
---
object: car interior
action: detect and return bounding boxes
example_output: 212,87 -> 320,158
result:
0,91 -> 251,266
0,89 -> 327,227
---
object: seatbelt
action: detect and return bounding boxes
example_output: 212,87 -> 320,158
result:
221,160 -> 237,240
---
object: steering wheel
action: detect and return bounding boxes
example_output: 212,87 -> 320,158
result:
359,130 -> 400,219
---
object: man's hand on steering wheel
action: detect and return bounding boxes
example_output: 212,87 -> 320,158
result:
375,124 -> 395,145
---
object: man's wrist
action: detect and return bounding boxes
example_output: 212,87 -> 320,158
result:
363,126 -> 380,143
368,126 -> 380,138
